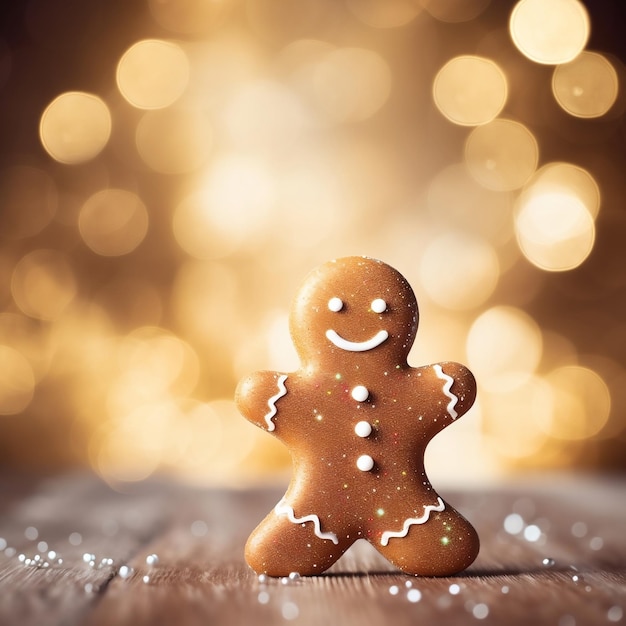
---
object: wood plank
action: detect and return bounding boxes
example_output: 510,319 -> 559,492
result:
0,473 -> 624,626
0,474 -> 177,626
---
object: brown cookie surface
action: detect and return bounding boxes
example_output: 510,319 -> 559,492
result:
236,256 -> 479,576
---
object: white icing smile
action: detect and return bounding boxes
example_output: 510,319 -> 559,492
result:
325,329 -> 389,352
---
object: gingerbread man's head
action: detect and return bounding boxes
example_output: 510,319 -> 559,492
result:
289,256 -> 419,370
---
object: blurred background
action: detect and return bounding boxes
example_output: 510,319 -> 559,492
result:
0,0 -> 624,488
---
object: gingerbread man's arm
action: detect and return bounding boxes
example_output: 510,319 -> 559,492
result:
423,361 -> 476,434
235,371 -> 290,434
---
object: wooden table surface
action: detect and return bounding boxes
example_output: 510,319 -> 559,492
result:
0,472 -> 624,626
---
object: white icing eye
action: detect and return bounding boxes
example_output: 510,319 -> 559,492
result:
328,297 -> 343,312
371,298 -> 387,313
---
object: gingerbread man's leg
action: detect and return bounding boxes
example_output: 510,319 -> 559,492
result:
376,501 -> 479,577
245,506 -> 352,577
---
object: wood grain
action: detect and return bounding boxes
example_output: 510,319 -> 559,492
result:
0,473 -> 624,625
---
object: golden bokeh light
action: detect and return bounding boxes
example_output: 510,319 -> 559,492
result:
467,306 -> 543,392
537,366 -> 611,441
95,277 -> 163,330
11,250 -> 77,321
43,302 -> 114,382
427,163 -> 514,245
515,191 -> 595,272
525,162 -> 600,218
95,401 -> 179,483
246,0 -> 332,42
135,108 -> 212,174
233,309 -> 300,382
408,307 -> 468,368
0,166 -> 57,239
147,0 -> 233,34
0,345 -> 35,415
40,92 -> 112,164
1,0 -> 625,483
509,0 -> 590,65
552,51 -> 619,118
117,39 -> 190,110
171,400 -> 274,484
433,56 -> 507,126
420,0 -> 491,23
278,38 -> 335,75
465,118 -> 539,191
482,376 -> 553,460
280,41 -> 392,127
112,326 -> 200,408
173,155 -> 276,260
346,0 -> 422,29
265,312 -> 300,373
188,35 -> 262,100
222,80 -> 309,152
0,312 -> 53,382
277,152 -> 348,249
172,260 -> 244,351
308,48 -> 392,123
79,189 -> 149,257
419,232 -> 499,310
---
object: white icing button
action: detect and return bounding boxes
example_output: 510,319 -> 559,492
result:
356,454 -> 375,472
351,385 -> 369,402
354,421 -> 372,438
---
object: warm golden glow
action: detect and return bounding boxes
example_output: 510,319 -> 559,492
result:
172,260 -> 244,350
1,0 -> 624,483
515,191 -> 595,271
525,162 -> 600,218
308,48 -> 392,123
95,401 -> 178,483
40,92 -> 111,164
233,309 -> 300,383
552,51 -> 619,118
483,376 -> 552,459
173,155 -> 276,260
11,250 -> 77,321
465,118 -> 539,191
420,0 -> 491,23
433,56 -> 507,126
467,306 -> 543,392
171,400 -> 284,485
79,189 -> 149,256
419,232 -> 499,310
277,152 -> 347,249
427,164 -> 514,246
147,0 -> 232,34
0,312 -> 52,383
346,0 -> 422,28
246,0 -> 331,42
135,109 -> 212,174
539,366 -> 611,441
117,39 -> 190,110
0,345 -> 35,415
222,80 -> 309,152
108,327 -> 200,417
509,0 -> 590,65
0,166 -> 57,239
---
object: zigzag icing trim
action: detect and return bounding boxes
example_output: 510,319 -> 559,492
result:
264,374 -> 288,432
380,497 -> 445,546
275,498 -> 339,545
433,364 -> 458,419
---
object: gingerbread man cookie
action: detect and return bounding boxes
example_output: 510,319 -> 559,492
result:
236,256 -> 479,577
